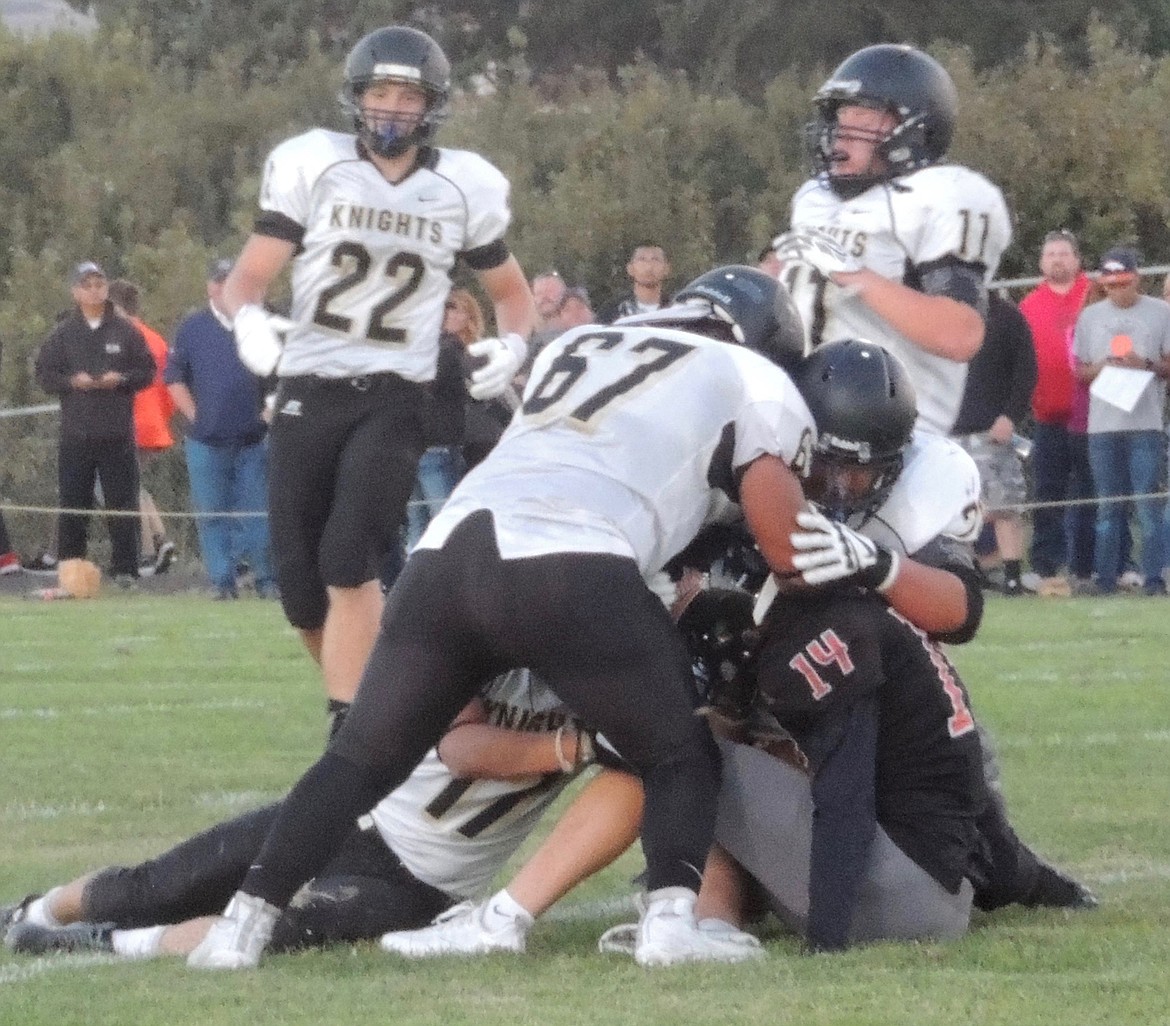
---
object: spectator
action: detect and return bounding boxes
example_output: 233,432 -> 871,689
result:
519,271 -> 567,381
1073,246 -> 1170,595
165,258 -> 276,600
108,279 -> 177,577
530,270 -> 567,341
756,244 -> 783,279
599,244 -> 671,322
952,292 -> 1038,595
554,286 -> 595,331
0,509 -> 20,575
1163,271 -> 1170,303
34,262 -> 155,585
403,288 -> 481,550
1018,230 -> 1094,595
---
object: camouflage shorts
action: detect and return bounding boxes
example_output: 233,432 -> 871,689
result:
956,433 -> 1026,511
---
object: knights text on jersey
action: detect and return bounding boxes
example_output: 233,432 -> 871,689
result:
785,165 -> 1012,435
368,669 -> 578,900
257,129 -> 512,381
415,324 -> 816,574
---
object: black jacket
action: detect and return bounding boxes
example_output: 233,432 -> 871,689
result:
35,303 -> 155,441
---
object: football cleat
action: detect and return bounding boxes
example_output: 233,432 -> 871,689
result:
631,888 -> 763,967
1023,863 -> 1099,910
0,894 -> 42,940
153,540 -> 176,575
6,920 -> 114,955
379,899 -> 530,958
597,921 -> 637,956
186,892 -> 279,970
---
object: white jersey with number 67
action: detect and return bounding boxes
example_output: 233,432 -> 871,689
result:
417,324 -> 816,575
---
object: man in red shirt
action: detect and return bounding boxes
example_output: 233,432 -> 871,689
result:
1018,230 -> 1092,592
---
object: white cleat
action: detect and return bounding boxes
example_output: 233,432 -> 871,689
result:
379,899 -> 530,958
187,893 -> 279,970
632,888 -> 763,967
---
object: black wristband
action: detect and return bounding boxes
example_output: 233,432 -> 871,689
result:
854,546 -> 895,592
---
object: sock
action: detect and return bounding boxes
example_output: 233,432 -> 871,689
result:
24,888 -> 64,928
1004,560 -> 1022,587
111,925 -> 166,960
327,699 -> 351,740
484,889 -> 535,931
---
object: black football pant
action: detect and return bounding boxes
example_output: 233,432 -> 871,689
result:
81,801 -> 450,950
240,510 -> 721,910
57,436 -> 140,576
267,373 -> 425,630
967,724 -> 1049,910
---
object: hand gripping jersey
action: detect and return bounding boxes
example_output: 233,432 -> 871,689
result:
753,430 -> 982,622
368,669 -> 580,900
786,166 -> 1012,435
417,323 -> 816,575
257,128 -> 512,381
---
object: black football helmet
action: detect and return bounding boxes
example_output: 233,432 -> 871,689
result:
620,265 -> 805,373
676,587 -> 759,718
807,44 -> 958,198
340,27 -> 451,158
796,338 -> 917,522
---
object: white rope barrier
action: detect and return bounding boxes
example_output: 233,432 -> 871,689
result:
1,489 -> 1167,522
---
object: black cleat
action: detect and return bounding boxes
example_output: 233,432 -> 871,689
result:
1023,863 -> 1099,909
0,894 -> 42,939
6,920 -> 115,955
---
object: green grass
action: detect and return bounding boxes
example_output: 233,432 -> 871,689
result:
1,593 -> 1167,1025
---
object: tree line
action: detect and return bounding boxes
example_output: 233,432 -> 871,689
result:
2,13 -> 1170,551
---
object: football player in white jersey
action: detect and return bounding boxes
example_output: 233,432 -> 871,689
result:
1,670 -> 613,960
185,266 -> 820,971
217,26 -> 536,733
381,341 -> 1085,960
772,44 -> 1012,436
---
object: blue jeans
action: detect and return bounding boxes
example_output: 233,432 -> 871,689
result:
184,437 -> 274,591
1086,430 -> 1168,592
1030,422 -> 1098,578
404,446 -> 464,551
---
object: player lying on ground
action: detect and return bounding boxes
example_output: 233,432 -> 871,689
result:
1,670 -> 628,959
183,266 -> 818,971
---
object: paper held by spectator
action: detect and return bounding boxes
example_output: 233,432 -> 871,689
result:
1090,364 -> 1154,413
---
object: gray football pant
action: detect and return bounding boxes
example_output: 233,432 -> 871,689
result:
714,740 -> 973,944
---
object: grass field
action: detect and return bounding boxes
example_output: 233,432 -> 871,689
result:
1,592 -> 1167,1026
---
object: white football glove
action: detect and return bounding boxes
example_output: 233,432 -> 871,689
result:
233,304 -> 293,377
644,570 -> 678,610
772,228 -> 861,279
790,508 -> 900,591
466,333 -> 526,401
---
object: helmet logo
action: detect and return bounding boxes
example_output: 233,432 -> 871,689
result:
371,63 -> 422,81
819,433 -> 873,462
824,78 -> 862,96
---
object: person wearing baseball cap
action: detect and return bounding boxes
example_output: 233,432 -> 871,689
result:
1074,244 -> 1170,595
164,257 -> 277,600
33,262 -> 156,586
